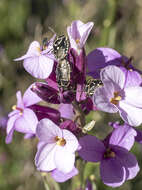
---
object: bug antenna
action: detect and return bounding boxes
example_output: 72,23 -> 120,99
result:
48,26 -> 56,35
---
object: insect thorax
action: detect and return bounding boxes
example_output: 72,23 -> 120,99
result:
85,79 -> 103,96
53,35 -> 70,60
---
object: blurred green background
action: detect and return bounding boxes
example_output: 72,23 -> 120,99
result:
1,0 -> 142,189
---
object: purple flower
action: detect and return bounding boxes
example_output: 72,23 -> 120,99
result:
109,121 -> 142,144
78,125 -> 139,187
94,65 -> 142,126
14,35 -> 56,79
35,118 -> 79,174
67,20 -> 94,54
6,84 -> 41,143
87,47 -> 142,80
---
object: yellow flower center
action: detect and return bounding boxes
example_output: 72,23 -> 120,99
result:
55,136 -> 66,146
110,91 -> 122,105
76,39 -> 80,44
12,105 -> 23,115
36,47 -> 41,53
104,148 -> 116,158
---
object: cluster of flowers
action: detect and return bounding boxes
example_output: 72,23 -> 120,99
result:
6,20 -> 142,188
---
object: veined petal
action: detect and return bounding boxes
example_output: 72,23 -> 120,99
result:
23,55 -> 54,79
14,41 -> 41,61
62,129 -> 79,153
78,135 -> 105,162
100,65 -> 125,89
5,114 -> 20,144
35,143 -> 57,172
109,125 -> 136,151
14,108 -> 38,134
23,83 -> 41,107
100,158 -> 126,187
87,48 -> 122,79
16,91 -> 24,109
117,151 -> 140,180
122,68 -> 142,88
124,86 -> 142,108
55,147 -> 75,173
93,84 -> 118,113
67,20 -> 94,50
79,21 -> 94,48
36,119 -> 62,143
119,101 -> 142,126
51,167 -> 78,182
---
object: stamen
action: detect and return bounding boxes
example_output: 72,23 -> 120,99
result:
12,105 -> 23,115
121,56 -> 133,70
55,136 -> 66,146
76,39 -> 80,44
36,47 -> 41,53
104,148 -> 116,158
110,91 -> 122,105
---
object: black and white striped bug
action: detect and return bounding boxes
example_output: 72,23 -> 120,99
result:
53,35 -> 70,61
84,78 -> 103,96
53,35 -> 71,90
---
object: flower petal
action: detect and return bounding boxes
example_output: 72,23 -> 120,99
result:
67,20 -> 94,50
119,101 -> 142,126
100,65 -> 125,89
51,167 -> 78,182
23,55 -> 54,79
14,41 -> 41,61
87,48 -> 122,78
62,129 -> 79,153
100,158 -> 126,187
135,129 -> 142,143
79,21 -> 94,48
124,86 -> 142,108
5,114 -> 20,144
36,118 -> 62,143
93,84 -> 118,113
109,124 -> 136,151
16,91 -> 24,109
78,135 -> 105,162
14,108 -> 38,134
121,68 -> 142,88
118,152 -> 139,180
23,83 -> 41,107
55,147 -> 75,173
35,143 -> 57,172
